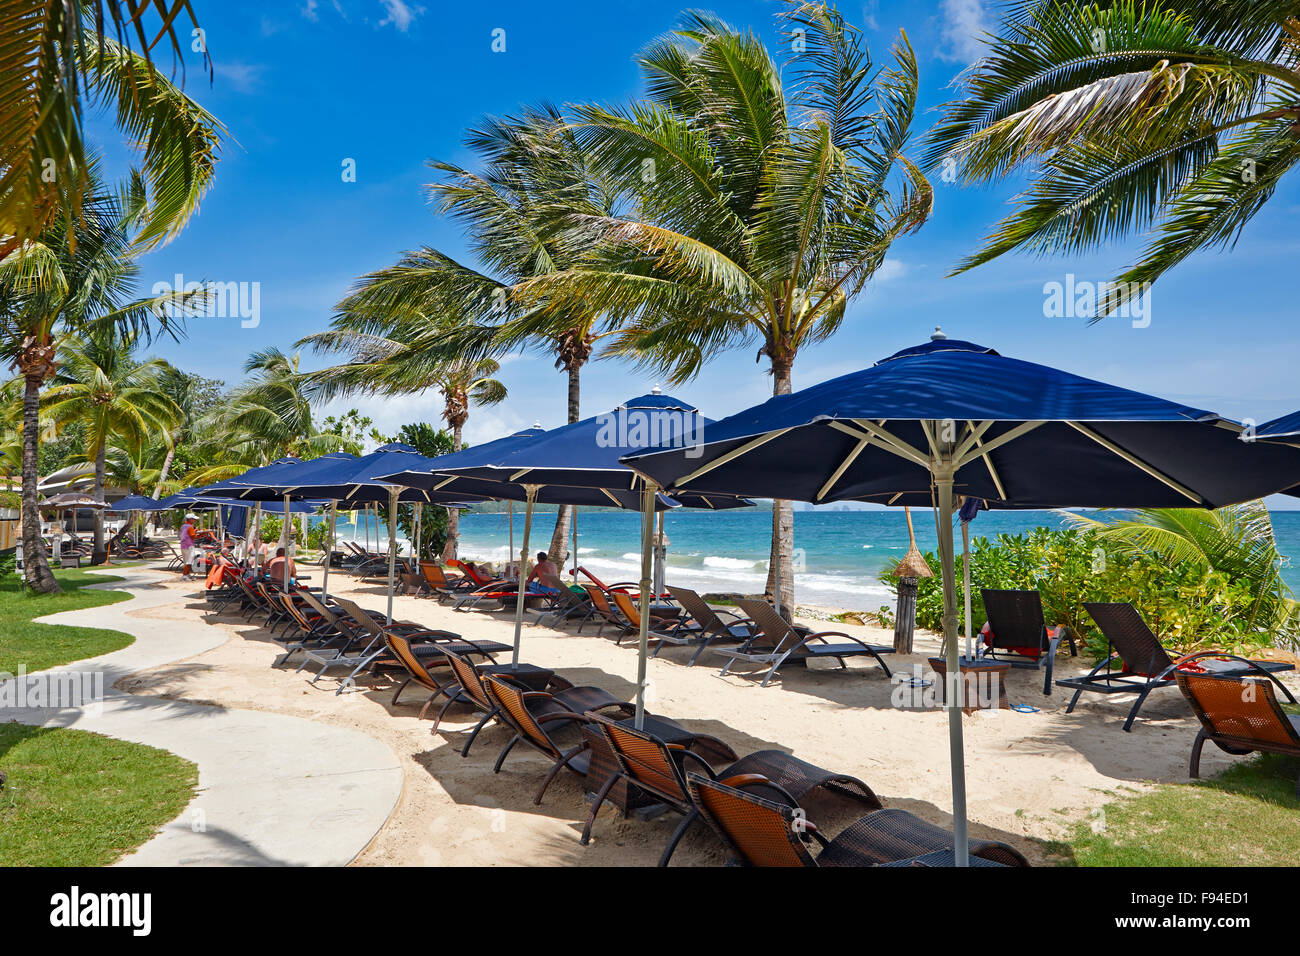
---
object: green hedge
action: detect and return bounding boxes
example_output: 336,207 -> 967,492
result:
882,527 -> 1281,657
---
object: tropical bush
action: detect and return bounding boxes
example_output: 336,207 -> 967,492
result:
883,508 -> 1298,657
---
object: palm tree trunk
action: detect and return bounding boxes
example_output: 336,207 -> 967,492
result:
546,362 -> 583,565
440,421 -> 464,562
20,374 -> 58,593
764,359 -> 795,614
92,441 -> 107,562
153,443 -> 175,498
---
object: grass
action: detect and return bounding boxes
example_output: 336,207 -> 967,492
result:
0,568 -> 135,674
0,724 -> 198,866
1059,753 -> 1300,866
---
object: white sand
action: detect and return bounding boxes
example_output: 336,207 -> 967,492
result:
119,564 -> 1300,866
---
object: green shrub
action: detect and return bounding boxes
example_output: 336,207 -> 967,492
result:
881,526 -> 1283,657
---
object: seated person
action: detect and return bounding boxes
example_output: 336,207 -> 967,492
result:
263,547 -> 297,584
525,551 -> 562,596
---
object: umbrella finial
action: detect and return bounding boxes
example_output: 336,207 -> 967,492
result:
931,326 -> 947,341
651,384 -> 662,395
532,421 -> 543,429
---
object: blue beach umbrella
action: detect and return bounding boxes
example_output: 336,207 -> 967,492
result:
384,396 -> 751,682
622,331 -> 1300,865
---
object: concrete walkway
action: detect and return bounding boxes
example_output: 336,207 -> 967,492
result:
2,568 -> 403,866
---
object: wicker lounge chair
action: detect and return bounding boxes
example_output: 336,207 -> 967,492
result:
1176,672 -> 1300,795
656,587 -> 757,665
715,598 -> 893,687
685,773 -> 1030,867
578,585 -> 636,639
480,675 -> 634,805
978,589 -> 1077,695
610,591 -> 680,648
1055,602 -> 1296,731
582,712 -> 881,865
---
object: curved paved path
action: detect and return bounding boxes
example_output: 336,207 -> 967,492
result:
2,568 -> 403,866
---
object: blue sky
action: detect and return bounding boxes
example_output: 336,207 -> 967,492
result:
85,1 -> 1300,502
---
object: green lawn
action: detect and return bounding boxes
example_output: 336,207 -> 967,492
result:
0,568 -> 135,674
0,724 -> 198,865
1058,754 -> 1300,866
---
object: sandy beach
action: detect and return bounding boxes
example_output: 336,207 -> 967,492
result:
116,563 -> 1300,866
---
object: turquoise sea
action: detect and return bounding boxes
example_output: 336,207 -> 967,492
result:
443,508 -> 1300,612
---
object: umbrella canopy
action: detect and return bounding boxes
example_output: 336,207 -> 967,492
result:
39,493 -> 110,510
621,333 -> 1300,866
1256,411 -> 1300,445
107,494 -> 171,513
193,455 -> 351,502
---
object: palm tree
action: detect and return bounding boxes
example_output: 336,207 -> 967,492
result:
1,2 -> 222,256
186,348 -> 336,484
511,2 -> 931,608
151,366 -> 220,498
44,326 -> 181,556
317,105 -> 623,566
924,0 -> 1300,311
298,322 -> 507,559
0,172 -> 194,592
1066,501 -> 1298,643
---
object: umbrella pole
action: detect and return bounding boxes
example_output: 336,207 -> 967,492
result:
415,503 -> 422,562
323,501 -> 335,602
962,517 -> 973,661
508,506 -> 514,577
283,494 -> 291,593
635,485 -> 656,729
510,487 -> 537,666
936,462 -> 969,867
386,487 -> 399,624
772,537 -> 781,617
571,508 -> 578,580
653,510 -> 666,597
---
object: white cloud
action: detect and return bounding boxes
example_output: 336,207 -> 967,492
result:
860,1 -> 879,31
377,0 -> 422,32
873,258 -> 907,282
213,61 -> 265,94
936,0 -> 991,64
300,0 -> 319,21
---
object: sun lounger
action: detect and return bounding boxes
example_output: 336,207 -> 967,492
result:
481,675 -> 635,805
715,598 -> 892,687
1056,602 -> 1296,731
581,712 -> 880,865
978,589 -> 1077,695
685,774 -> 1030,867
1176,671 -> 1300,795
656,587 -> 757,665
529,576 -> 594,628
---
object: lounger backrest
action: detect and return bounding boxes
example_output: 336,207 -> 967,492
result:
588,712 -> 688,805
611,591 -> 642,628
385,634 -> 440,691
668,586 -> 720,631
297,591 -> 342,628
421,562 -> 447,587
443,649 -> 493,711
279,593 -> 315,633
583,585 -> 615,615
482,676 -> 557,756
981,589 -> 1048,652
1175,673 -> 1300,748
734,599 -> 795,651
333,598 -> 382,638
685,773 -> 814,867
1083,602 -> 1173,675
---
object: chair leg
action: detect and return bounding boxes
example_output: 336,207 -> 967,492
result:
1188,729 -> 1208,779
417,693 -> 440,720
391,677 -> 412,706
461,711 -> 495,757
581,772 -> 621,845
493,735 -> 520,773
1065,687 -> 1085,714
430,696 -> 458,732
533,744 -> 587,805
658,810 -> 698,867
1122,681 -> 1160,732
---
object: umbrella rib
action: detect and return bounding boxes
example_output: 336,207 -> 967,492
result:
434,476 -> 457,491
954,420 -> 1046,467
815,436 -> 870,501
1066,422 -> 1204,503
973,432 -> 1008,500
672,428 -> 792,487
953,420 -> 995,463
840,419 -> 929,468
